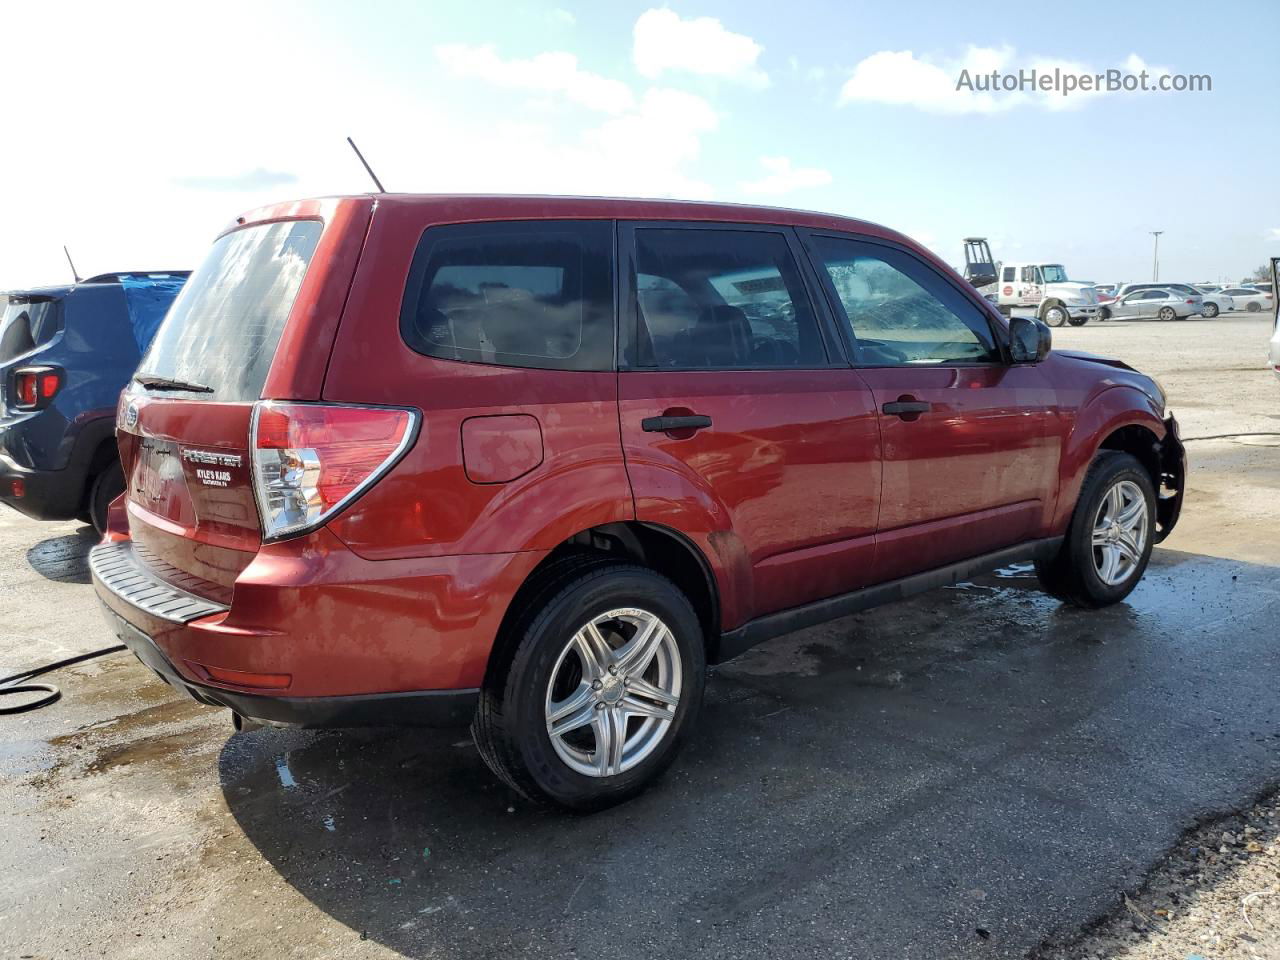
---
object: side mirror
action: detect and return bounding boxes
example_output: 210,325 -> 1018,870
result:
1009,315 -> 1051,363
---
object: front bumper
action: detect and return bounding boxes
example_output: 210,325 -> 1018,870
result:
1069,304 -> 1100,318
1154,414 -> 1186,542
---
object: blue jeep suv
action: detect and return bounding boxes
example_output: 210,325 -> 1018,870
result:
0,271 -> 187,533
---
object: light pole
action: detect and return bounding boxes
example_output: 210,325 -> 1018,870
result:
1150,231 -> 1163,282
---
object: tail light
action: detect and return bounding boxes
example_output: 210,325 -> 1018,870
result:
250,402 -> 418,541
1186,299 -> 1195,304
11,367 -> 61,409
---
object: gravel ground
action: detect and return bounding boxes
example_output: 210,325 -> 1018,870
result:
1036,792 -> 1280,960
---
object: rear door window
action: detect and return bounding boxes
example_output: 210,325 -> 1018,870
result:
136,220 -> 322,401
399,220 -> 614,371
630,227 -> 827,369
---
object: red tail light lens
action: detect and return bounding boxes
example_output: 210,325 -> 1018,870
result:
12,368 -> 61,409
251,403 -> 417,540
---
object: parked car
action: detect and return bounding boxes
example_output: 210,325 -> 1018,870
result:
90,196 -> 1185,810
1,272 -> 187,532
1138,283 -> 1233,317
1106,286 -> 1205,321
1195,284 -> 1224,294
1247,281 -> 1273,296
1220,286 -> 1273,312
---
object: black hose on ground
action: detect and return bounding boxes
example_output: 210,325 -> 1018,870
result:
0,645 -> 127,715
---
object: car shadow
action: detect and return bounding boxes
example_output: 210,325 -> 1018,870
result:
25,525 -> 96,584
217,548 -> 1280,959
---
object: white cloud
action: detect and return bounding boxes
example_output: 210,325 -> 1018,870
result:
839,46 -> 1021,114
740,156 -> 832,195
436,43 -> 634,113
839,45 -> 1167,113
1267,228 -> 1280,241
414,52 -> 722,200
632,9 -> 768,87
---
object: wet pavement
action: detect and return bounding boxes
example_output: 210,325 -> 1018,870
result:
2,314 -> 1278,959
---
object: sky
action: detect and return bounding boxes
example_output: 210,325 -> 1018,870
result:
2,0 -> 1277,290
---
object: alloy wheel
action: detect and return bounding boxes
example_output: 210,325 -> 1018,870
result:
1091,479 -> 1149,586
544,607 -> 682,777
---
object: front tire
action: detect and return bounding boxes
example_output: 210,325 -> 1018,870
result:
1035,451 -> 1156,608
473,560 -> 705,811
1042,303 -> 1069,327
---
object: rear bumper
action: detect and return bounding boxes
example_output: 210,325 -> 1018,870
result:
89,527 -> 545,716
0,412 -> 116,521
100,604 -> 478,727
0,449 -> 85,520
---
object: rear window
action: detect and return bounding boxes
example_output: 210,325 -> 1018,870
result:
0,297 -> 61,362
136,220 -> 322,400
399,220 -> 614,371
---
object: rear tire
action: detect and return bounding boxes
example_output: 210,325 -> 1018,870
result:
473,560 -> 705,811
1247,301 -> 1261,313
1203,303 -> 1219,318
1067,315 -> 1088,326
88,461 -> 125,535
1157,306 -> 1176,321
1036,451 -> 1156,608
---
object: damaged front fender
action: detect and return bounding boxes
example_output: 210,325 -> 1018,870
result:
1154,414 -> 1186,543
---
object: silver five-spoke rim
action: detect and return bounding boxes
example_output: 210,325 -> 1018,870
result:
1092,479 -> 1149,586
544,607 -> 682,778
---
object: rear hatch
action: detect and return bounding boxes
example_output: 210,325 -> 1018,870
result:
118,217 -> 330,599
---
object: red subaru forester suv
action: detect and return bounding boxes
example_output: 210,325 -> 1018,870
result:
91,195 -> 1184,810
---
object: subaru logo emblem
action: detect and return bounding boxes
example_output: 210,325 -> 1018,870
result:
125,403 -> 139,429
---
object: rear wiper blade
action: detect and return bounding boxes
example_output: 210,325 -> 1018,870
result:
134,374 -> 214,393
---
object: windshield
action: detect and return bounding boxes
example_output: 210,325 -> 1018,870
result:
1040,265 -> 1069,283
136,220 -> 322,401
0,297 -> 61,363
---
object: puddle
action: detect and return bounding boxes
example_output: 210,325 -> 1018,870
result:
0,739 -> 57,776
994,562 -> 1037,579
275,756 -> 298,789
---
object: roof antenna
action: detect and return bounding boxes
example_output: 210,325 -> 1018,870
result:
347,136 -> 386,193
63,245 -> 82,283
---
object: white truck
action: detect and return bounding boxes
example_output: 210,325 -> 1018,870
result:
962,238 -> 1099,327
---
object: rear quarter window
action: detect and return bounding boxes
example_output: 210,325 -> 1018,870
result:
399,220 -> 614,371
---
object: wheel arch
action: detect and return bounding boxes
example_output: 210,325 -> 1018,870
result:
1053,386 -> 1168,534
484,521 -> 726,684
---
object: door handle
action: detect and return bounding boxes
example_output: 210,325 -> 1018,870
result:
881,399 -> 931,417
642,414 -> 713,433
